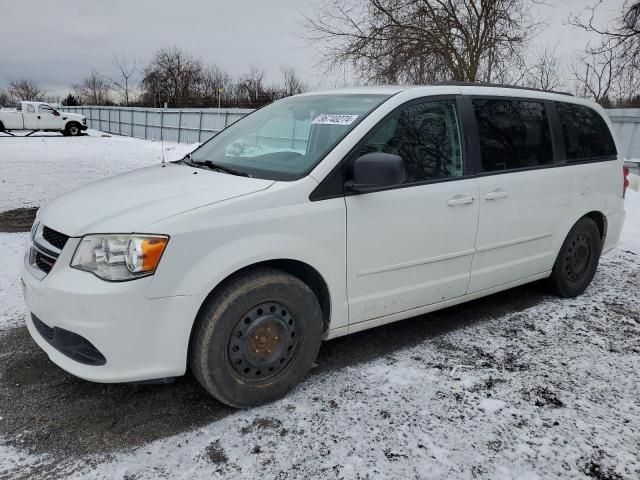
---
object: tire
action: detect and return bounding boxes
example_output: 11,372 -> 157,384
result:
0,121 -> 4,132
190,268 -> 323,408
548,217 -> 602,298
65,122 -> 81,137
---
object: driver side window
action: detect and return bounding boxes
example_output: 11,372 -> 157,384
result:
39,104 -> 55,114
357,99 -> 464,184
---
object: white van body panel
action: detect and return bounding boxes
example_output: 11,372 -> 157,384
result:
469,167 -> 573,293
346,178 -> 479,323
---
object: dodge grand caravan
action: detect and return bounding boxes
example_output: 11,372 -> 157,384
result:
21,84 -> 628,407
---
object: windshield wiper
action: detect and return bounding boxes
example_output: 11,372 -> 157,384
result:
179,154 -> 251,177
198,160 -> 251,177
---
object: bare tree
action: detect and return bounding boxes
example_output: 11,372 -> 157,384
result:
74,71 -> 113,105
568,1 -> 640,104
304,0 -> 542,84
280,65 -> 307,96
0,89 -> 10,107
569,1 -> 640,66
9,78 -> 45,101
201,65 -> 233,107
140,47 -> 204,107
570,49 -> 623,105
110,54 -> 138,106
525,46 -> 565,91
238,65 -> 267,104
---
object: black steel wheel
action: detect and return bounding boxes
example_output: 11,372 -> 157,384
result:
549,217 -> 602,298
227,301 -> 299,382
564,233 -> 592,282
190,268 -> 323,408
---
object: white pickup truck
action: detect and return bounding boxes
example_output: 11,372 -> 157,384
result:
0,101 -> 87,136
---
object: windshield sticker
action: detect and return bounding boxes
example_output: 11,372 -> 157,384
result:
311,114 -> 359,126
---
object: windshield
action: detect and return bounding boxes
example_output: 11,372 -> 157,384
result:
189,94 -> 390,180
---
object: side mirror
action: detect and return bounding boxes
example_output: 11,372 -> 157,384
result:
345,152 -> 406,193
53,110 -> 60,116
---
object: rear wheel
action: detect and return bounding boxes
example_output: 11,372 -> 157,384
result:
190,268 -> 323,408
0,121 -> 4,132
65,122 -> 81,136
548,217 -> 602,298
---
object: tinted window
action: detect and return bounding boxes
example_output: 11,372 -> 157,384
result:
556,102 -> 616,161
357,99 -> 464,183
473,99 -> 553,172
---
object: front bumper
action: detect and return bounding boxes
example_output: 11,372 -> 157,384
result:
21,237 -> 199,383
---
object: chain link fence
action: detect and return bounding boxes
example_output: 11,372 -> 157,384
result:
60,106 -> 255,144
607,109 -> 640,160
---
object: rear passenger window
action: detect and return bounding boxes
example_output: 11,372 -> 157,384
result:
358,99 -> 464,183
472,99 -> 553,172
555,102 -> 616,161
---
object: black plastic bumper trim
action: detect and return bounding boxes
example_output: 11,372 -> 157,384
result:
31,314 -> 107,366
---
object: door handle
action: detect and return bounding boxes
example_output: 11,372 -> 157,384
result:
37,115 -> 41,119
447,194 -> 475,206
484,188 -> 508,200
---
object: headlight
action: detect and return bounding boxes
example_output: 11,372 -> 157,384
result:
71,234 -> 169,281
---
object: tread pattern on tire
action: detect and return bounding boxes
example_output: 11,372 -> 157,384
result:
549,217 -> 602,298
189,268 -> 323,408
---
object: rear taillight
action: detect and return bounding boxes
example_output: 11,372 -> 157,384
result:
623,166 -> 630,198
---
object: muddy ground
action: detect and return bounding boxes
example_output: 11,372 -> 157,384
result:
0,207 -> 38,233
0,282 -> 546,461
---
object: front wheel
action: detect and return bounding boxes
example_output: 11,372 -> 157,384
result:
64,122 -> 81,136
548,217 -> 602,298
190,268 -> 323,408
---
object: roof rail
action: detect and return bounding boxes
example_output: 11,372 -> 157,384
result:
433,80 -> 573,97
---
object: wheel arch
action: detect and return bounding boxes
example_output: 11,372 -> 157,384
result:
65,120 -> 81,131
187,258 -> 332,362
583,210 -> 607,242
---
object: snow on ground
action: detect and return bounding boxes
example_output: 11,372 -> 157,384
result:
0,132 -> 638,479
0,130 -> 196,211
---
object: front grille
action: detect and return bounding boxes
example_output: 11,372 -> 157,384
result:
34,250 -> 55,273
42,226 -> 69,250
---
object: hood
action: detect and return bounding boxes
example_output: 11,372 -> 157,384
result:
38,163 -> 274,236
61,112 -> 85,121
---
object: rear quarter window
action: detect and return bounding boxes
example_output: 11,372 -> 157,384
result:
555,102 -> 616,161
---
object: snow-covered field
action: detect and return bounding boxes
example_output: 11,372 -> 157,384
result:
0,130 -> 195,211
0,133 -> 639,479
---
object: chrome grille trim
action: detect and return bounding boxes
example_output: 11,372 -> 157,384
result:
27,223 -> 68,278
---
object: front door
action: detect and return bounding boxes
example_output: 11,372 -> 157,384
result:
346,97 -> 480,325
467,98 -> 572,293
37,104 -> 61,130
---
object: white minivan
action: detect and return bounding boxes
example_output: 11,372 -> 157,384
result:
21,84 -> 628,407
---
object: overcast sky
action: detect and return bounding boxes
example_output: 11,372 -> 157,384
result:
0,0 -> 628,97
